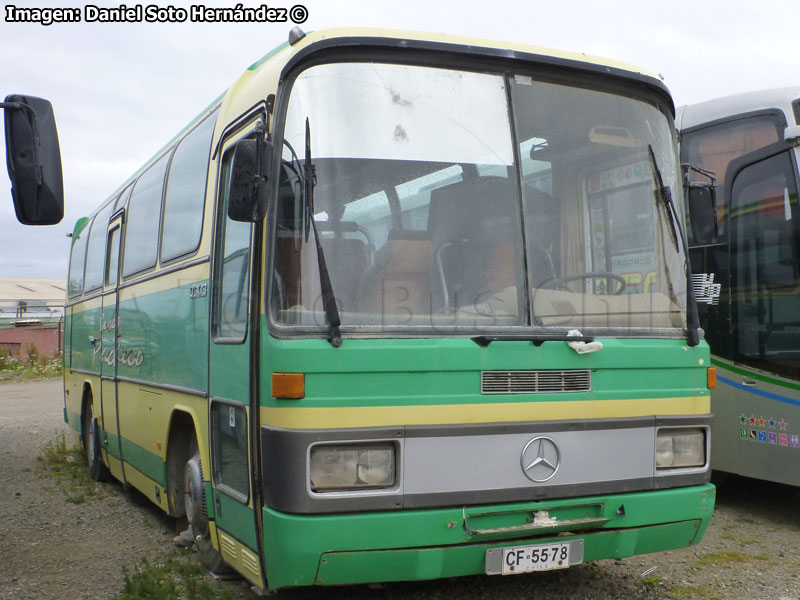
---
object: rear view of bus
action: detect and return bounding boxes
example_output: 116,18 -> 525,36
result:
678,87 -> 800,486
54,29 -> 715,591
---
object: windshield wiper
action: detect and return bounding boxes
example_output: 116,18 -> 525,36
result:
303,117 -> 342,347
648,145 -> 700,347
648,145 -> 679,251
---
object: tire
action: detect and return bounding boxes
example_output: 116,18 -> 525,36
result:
184,445 -> 228,573
82,397 -> 110,482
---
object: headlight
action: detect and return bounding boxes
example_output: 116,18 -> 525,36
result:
656,428 -> 706,469
310,444 -> 395,491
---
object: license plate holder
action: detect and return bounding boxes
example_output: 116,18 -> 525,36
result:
485,539 -> 584,575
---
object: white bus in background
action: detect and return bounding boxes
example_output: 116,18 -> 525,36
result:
678,87 -> 800,485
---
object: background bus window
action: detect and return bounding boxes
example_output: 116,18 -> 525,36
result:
731,152 -> 800,380
123,153 -> 171,277
161,113 -> 216,263
682,115 -> 783,242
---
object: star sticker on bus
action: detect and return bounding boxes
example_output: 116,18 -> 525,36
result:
780,420 -> 788,431
739,414 -> 747,424
769,418 -> 776,429
749,416 -> 756,426
758,417 -> 766,427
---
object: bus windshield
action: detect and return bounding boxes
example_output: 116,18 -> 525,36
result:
272,62 -> 687,335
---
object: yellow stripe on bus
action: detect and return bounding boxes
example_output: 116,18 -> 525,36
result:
261,396 -> 710,429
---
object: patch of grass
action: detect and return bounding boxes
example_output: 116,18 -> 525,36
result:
37,434 -> 105,502
695,550 -> 769,568
669,584 -> 719,599
642,575 -> 662,587
114,557 -> 238,600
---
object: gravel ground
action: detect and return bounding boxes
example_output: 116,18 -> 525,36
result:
1,378 -> 799,600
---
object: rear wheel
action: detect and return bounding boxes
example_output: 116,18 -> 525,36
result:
82,396 -> 109,482
184,441 -> 227,573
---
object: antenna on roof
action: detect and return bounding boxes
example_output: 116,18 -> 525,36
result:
289,26 -> 306,46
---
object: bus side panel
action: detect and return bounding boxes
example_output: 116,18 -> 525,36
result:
113,267 -> 209,508
116,267 -> 209,392
69,297 -> 102,374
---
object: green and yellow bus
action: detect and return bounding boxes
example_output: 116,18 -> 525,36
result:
679,87 -> 800,486
54,28 -> 715,591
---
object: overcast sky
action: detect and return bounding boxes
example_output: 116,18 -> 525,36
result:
1,0 -> 796,278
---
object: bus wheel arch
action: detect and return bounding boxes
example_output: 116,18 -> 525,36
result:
165,410 -> 229,573
81,383 -> 109,482
165,411 -> 196,518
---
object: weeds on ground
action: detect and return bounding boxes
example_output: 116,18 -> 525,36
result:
641,575 -> 663,587
669,584 -> 720,599
0,347 -> 62,381
694,550 -> 769,567
37,433 -> 105,502
115,556 -> 238,600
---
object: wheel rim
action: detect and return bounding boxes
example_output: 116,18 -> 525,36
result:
184,455 -> 209,537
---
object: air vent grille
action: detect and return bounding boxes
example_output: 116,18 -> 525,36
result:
481,370 -> 591,394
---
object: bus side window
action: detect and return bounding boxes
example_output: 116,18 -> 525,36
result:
213,146 -> 252,342
106,227 -> 121,287
210,401 -> 249,499
83,204 -> 112,293
161,112 -> 217,263
123,152 -> 171,278
67,219 -> 91,299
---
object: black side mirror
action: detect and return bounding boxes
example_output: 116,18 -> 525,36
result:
3,95 -> 64,225
687,183 -> 717,245
227,138 -> 273,222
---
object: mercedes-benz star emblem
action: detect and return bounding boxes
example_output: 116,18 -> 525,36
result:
520,436 -> 561,482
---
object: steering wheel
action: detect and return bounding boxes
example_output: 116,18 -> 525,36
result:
539,272 -> 627,295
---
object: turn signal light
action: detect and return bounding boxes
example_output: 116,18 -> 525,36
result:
707,367 -> 717,389
272,373 -> 305,399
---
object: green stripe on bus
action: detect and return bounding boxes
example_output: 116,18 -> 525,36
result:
120,437 -> 167,487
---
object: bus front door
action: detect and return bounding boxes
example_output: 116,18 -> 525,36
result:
208,128 -> 265,587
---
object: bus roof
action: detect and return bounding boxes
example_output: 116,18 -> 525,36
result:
677,86 -> 800,131
251,27 -> 664,80
83,27 -> 675,224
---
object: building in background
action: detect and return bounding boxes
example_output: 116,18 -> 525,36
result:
0,278 -> 66,359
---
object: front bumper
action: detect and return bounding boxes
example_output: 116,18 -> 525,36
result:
261,482 -> 715,589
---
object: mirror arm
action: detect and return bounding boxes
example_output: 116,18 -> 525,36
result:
681,163 -> 717,188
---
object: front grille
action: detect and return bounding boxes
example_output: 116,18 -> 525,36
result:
481,369 -> 591,394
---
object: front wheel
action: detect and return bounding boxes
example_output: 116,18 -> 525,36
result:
184,450 -> 228,572
82,398 -> 109,482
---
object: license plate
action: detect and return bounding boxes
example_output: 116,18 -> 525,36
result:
500,541 -> 572,574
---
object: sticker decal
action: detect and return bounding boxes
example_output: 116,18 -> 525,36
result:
768,432 -> 778,445
779,434 -> 789,447
691,273 -> 721,305
739,428 -> 748,439
758,431 -> 767,443
791,435 -> 800,449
